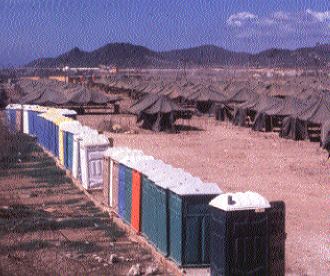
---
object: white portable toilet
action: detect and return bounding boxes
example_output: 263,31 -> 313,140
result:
80,132 -> 110,190
72,126 -> 99,180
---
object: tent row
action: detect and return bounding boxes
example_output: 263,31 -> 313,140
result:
215,90 -> 330,152
14,79 -> 120,106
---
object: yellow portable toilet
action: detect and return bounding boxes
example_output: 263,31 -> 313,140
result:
53,116 -> 73,164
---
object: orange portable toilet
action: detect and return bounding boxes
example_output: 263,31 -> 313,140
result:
131,169 -> 142,232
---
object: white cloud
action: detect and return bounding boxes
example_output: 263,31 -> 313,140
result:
227,9 -> 330,39
226,12 -> 258,27
306,9 -> 330,22
272,11 -> 290,20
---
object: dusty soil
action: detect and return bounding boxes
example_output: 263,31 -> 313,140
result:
0,128 -> 171,275
78,114 -> 330,276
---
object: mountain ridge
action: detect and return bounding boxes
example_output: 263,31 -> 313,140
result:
27,42 -> 330,68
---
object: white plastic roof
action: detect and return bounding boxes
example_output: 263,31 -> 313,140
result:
80,133 -> 109,146
169,181 -> 222,196
104,147 -> 131,158
209,191 -> 271,211
56,108 -> 77,116
5,104 -> 22,110
118,151 -> 152,167
59,121 -> 82,133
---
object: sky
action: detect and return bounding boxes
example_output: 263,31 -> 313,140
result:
0,0 -> 329,66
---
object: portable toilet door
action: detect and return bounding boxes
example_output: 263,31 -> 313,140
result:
124,165 -> 133,223
168,181 -> 222,267
87,148 -> 104,189
118,164 -> 126,218
63,130 -> 68,167
73,134 -> 84,183
131,169 -> 142,232
110,158 -> 119,211
141,174 -> 155,243
15,107 -> 23,132
9,108 -> 16,133
209,192 -> 271,276
23,107 -> 29,134
141,164 -> 180,256
267,201 -> 286,276
59,127 -> 65,164
66,132 -> 74,171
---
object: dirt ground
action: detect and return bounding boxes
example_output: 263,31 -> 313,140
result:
0,128 -> 171,275
78,114 -> 330,276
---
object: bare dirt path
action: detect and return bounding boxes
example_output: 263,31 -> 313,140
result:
0,129 -> 170,275
77,114 -> 330,276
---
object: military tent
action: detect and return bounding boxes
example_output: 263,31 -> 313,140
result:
233,94 -> 282,127
280,91 -> 330,140
129,94 -> 182,132
252,96 -> 308,132
215,87 -> 257,122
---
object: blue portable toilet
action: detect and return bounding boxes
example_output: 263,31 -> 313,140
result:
209,192 -> 271,276
60,121 -> 83,172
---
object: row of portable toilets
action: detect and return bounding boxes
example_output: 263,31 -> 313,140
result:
4,104 -> 286,275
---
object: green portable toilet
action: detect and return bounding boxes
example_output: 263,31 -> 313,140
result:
138,162 -> 189,256
140,163 -> 177,255
135,160 -> 168,250
168,180 -> 222,267
209,192 -> 272,276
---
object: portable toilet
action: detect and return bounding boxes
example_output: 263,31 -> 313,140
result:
10,104 -> 23,132
23,105 -> 34,134
6,105 -> 13,132
119,152 -> 154,225
103,147 -> 132,213
168,180 -> 222,267
53,116 -> 73,160
136,160 -> 178,255
142,165 -> 191,256
60,121 -> 82,171
80,132 -> 110,190
72,126 -> 98,181
112,149 -> 144,219
5,105 -> 16,133
209,192 -> 271,276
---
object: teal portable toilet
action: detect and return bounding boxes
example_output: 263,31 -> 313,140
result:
137,162 -> 185,256
168,181 -> 222,267
137,160 -> 167,248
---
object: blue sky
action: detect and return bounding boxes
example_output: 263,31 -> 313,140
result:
0,0 -> 329,66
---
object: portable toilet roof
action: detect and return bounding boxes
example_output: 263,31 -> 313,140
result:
119,152 -> 154,168
76,126 -> 99,139
53,116 -> 73,126
80,133 -> 109,146
104,146 -> 131,159
112,149 -> 145,163
59,121 -> 82,133
6,104 -> 22,110
169,180 -> 222,196
209,191 -> 270,211
56,108 -> 77,116
136,159 -> 167,177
